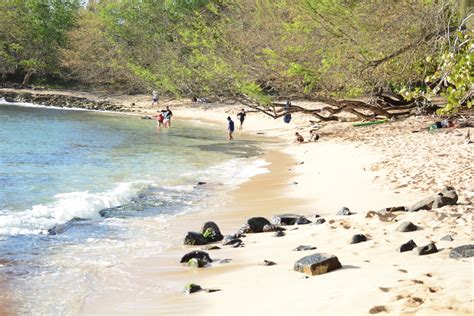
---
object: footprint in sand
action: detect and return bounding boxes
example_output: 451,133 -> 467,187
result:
368,305 -> 389,314
378,287 -> 391,293
404,296 -> 424,308
411,279 -> 424,284
393,292 -> 424,307
398,269 -> 408,273
428,286 -> 441,293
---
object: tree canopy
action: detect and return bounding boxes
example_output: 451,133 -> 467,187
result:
0,0 -> 472,114
0,0 -> 80,85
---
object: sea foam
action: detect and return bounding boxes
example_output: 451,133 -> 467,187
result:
0,181 -> 152,235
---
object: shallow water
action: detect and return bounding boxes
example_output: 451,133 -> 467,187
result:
0,103 -> 267,314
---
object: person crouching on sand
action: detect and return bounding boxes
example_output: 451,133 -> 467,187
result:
294,132 -> 304,143
309,129 -> 319,142
227,116 -> 235,140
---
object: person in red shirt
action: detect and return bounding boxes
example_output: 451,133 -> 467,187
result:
156,111 -> 164,128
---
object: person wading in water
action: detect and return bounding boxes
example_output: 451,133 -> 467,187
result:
237,108 -> 246,131
227,116 -> 235,141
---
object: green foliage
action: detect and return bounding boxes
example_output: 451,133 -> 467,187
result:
0,0 -> 80,82
401,29 -> 473,114
202,228 -> 215,240
2,0 -> 469,111
238,82 -> 272,105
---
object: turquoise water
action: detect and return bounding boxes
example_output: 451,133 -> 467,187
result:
0,102 -> 266,314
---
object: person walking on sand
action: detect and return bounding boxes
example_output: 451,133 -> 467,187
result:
294,132 -> 304,143
227,116 -> 235,141
152,90 -> 158,107
161,106 -> 173,128
237,108 -> 246,131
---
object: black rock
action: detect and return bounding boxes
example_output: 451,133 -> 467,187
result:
222,234 -> 235,243
413,242 -> 438,255
262,224 -> 286,232
407,186 -> 458,212
238,224 -> 251,234
379,206 -> 407,212
202,245 -> 221,250
295,217 -> 311,224
396,221 -> 418,232
48,225 -> 66,235
293,245 -> 317,251
184,232 -> 208,245
180,251 -> 213,264
223,238 -> 242,246
294,253 -> 342,276
432,187 -> 458,208
336,207 -> 352,216
47,217 -> 89,235
350,234 -> 368,244
184,283 -> 202,294
449,245 -> 474,259
201,221 -> 224,242
197,181 -> 207,185
222,233 -> 244,244
271,214 -> 311,226
313,218 -> 326,225
247,217 -> 271,233
398,239 -> 417,252
262,260 -> 276,266
440,235 -> 454,241
274,231 -> 285,237
232,241 -> 243,248
203,288 -> 221,293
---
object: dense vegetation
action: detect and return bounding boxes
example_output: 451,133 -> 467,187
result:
0,0 -> 472,114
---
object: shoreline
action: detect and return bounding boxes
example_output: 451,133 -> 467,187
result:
0,89 -> 472,315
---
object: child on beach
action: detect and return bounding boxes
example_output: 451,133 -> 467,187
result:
294,132 -> 304,143
227,116 -> 235,140
152,91 -> 158,107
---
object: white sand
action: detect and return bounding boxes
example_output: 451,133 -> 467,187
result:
2,90 -> 472,315
157,100 -> 473,316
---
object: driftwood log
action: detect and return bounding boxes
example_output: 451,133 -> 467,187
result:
232,92 -> 435,122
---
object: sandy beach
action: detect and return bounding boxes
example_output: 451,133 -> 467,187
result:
75,92 -> 473,315
1,90 -> 473,315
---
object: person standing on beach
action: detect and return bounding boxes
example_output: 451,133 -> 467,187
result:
237,108 -> 246,131
227,116 -> 235,140
152,90 -> 158,107
161,106 -> 173,128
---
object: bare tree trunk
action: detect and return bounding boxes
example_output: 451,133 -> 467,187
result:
21,71 -> 33,88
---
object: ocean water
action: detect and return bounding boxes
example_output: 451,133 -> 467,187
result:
0,102 -> 268,314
